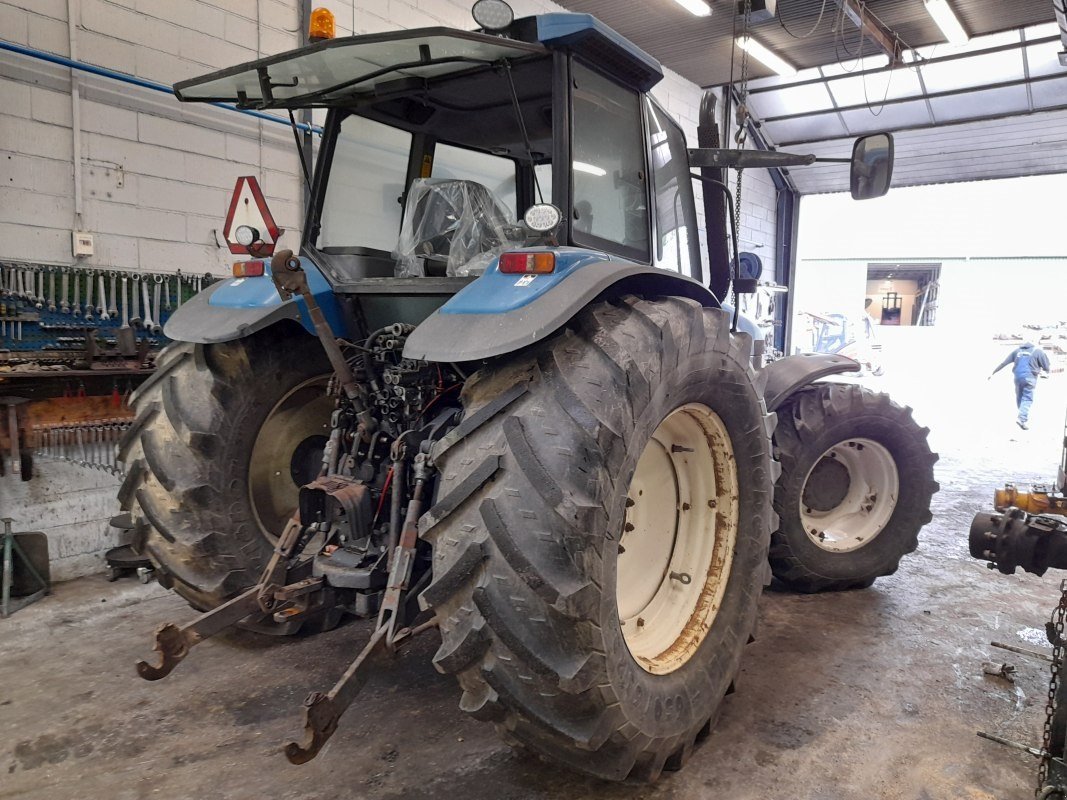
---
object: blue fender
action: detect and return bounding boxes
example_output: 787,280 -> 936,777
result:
403,248 -> 717,362
163,257 -> 348,344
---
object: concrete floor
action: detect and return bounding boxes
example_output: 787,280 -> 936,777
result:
4,356 -> 1067,799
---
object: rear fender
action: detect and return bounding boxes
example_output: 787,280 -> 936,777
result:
759,353 -> 861,413
163,257 -> 347,344
402,248 -> 717,362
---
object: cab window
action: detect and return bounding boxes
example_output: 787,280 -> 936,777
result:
317,114 -> 411,252
570,61 -> 650,262
432,143 -> 517,217
645,98 -> 700,278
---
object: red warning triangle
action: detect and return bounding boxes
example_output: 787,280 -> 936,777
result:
222,175 -> 281,256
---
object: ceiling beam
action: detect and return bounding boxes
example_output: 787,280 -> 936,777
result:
740,35 -> 1061,94
832,0 -> 904,66
761,72 -> 1064,125
775,104 -> 1067,147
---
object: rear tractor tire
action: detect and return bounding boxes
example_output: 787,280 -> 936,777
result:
118,325 -> 332,613
420,298 -> 777,781
769,383 -> 938,593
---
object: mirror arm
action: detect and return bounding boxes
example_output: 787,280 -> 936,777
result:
814,157 -> 851,163
688,148 -> 817,170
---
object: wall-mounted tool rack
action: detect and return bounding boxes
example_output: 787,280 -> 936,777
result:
0,262 -> 218,369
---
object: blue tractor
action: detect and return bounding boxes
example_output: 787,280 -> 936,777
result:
124,3 -> 937,780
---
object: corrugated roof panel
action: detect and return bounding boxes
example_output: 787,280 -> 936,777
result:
927,84 -> 1030,121
838,99 -> 933,134
763,114 -> 849,144
1031,76 -> 1067,108
789,109 -> 1067,194
1026,38 -> 1067,77
745,81 -> 835,118
917,46 -> 1024,93
827,68 -> 925,109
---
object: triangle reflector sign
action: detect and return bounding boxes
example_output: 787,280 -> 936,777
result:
222,175 -> 282,256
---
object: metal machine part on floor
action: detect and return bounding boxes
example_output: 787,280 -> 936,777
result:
971,412 -> 1067,798
0,517 -> 50,618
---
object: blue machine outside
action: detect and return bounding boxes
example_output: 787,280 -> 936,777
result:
208,257 -> 348,337
439,248 -> 621,316
532,13 -> 663,91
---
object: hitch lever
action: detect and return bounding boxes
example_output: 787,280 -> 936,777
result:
136,516 -> 304,680
286,454 -> 434,764
284,618 -> 436,765
270,250 -> 377,438
136,587 -> 261,680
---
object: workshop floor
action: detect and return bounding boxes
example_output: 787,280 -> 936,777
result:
4,355 -> 1067,799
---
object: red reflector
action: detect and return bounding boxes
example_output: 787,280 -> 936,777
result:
499,252 -> 555,274
233,260 -> 265,278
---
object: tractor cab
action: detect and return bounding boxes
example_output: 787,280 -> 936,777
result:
174,13 -> 703,288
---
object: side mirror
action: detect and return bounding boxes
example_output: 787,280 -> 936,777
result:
850,133 -> 894,200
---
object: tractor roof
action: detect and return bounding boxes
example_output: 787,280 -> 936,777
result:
173,13 -> 662,110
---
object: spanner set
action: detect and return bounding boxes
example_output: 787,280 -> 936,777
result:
31,419 -> 132,475
0,263 -> 213,354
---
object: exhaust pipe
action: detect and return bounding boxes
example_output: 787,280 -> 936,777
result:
697,90 -> 731,302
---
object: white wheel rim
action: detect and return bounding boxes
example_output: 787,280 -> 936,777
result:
616,404 -> 739,675
799,438 -> 899,553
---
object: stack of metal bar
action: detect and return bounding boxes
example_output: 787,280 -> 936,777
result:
32,420 -> 131,475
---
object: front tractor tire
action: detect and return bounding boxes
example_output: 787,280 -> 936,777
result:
420,298 -> 777,781
769,383 -> 938,593
118,325 -> 332,612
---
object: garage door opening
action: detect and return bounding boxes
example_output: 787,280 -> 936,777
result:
866,263 -> 940,327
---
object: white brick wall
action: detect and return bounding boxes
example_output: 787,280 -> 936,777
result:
0,0 -> 776,279
2,461 -> 123,582
0,0 -> 778,581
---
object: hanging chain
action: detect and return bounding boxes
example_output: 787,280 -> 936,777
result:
1039,579 -> 1067,795
732,0 -> 753,247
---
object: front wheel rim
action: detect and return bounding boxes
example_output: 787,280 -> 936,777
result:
616,404 -> 739,676
799,438 -> 899,553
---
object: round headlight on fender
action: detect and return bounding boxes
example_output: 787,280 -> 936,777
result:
523,203 -> 562,234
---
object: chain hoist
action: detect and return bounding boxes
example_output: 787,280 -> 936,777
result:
1040,579 -> 1067,796
732,0 -> 752,258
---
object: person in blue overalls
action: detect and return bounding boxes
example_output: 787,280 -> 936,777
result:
990,340 -> 1051,429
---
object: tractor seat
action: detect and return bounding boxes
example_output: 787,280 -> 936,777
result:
394,178 -> 522,278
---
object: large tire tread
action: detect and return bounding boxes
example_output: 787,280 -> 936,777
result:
422,297 -> 775,781
119,325 -> 329,611
769,383 -> 938,593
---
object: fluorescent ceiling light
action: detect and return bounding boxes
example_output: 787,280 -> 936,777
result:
736,36 -> 797,77
573,161 -> 607,177
672,0 -> 711,17
923,0 -> 968,45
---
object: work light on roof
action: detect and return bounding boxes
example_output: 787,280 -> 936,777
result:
472,0 -> 514,31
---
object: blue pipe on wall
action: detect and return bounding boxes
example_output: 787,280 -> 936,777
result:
0,39 -> 322,135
